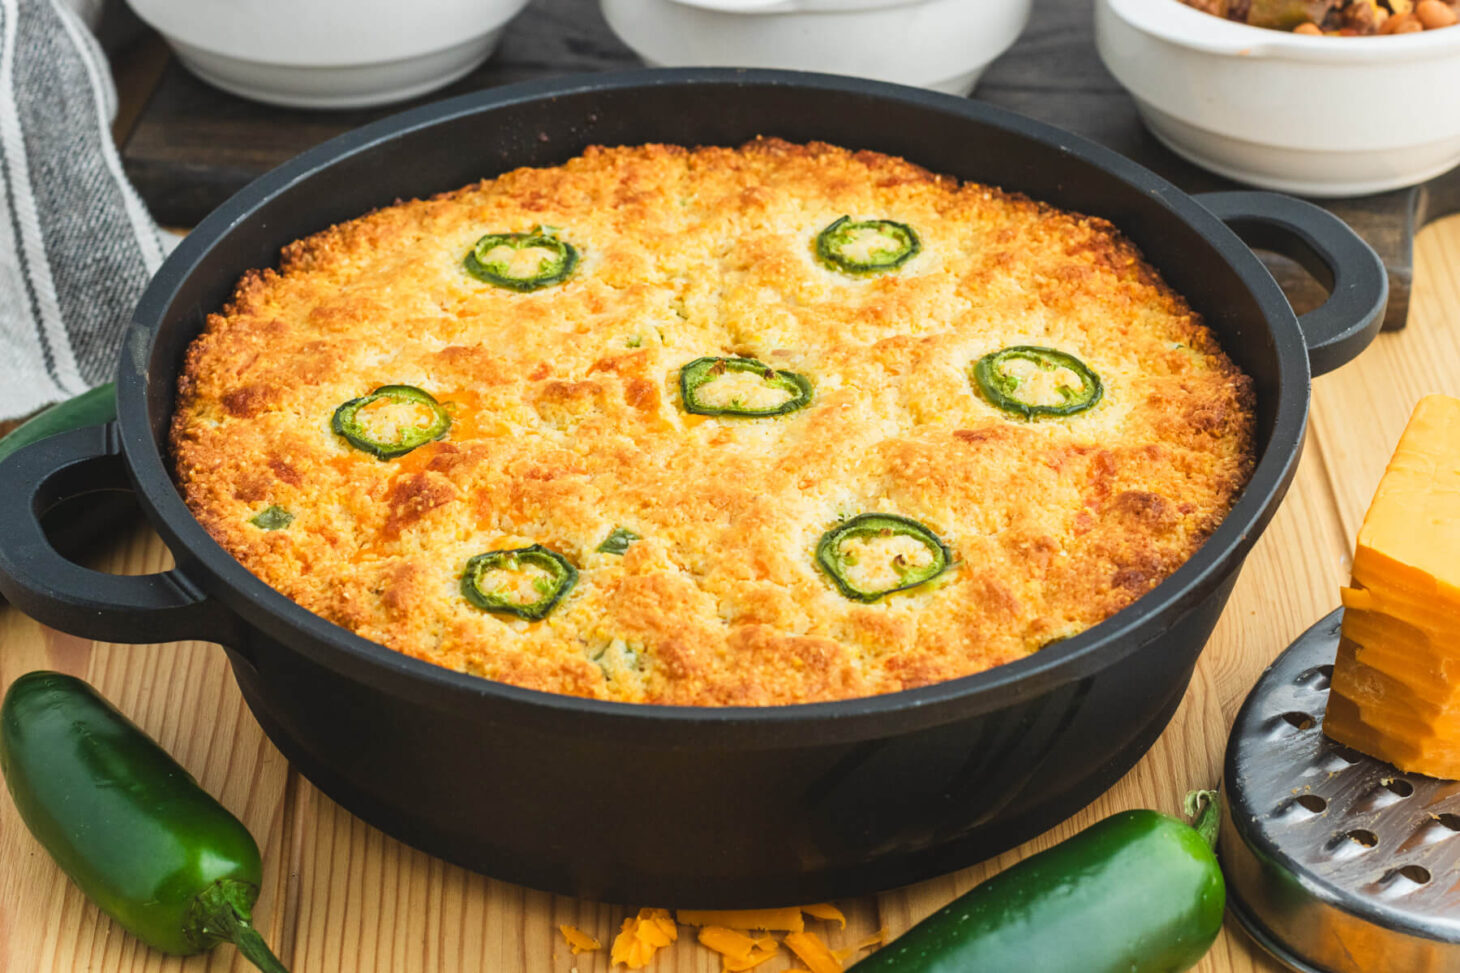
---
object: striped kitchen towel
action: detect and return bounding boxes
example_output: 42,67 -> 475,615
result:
0,0 -> 168,421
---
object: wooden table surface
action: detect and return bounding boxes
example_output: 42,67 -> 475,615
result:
6,28 -> 1460,973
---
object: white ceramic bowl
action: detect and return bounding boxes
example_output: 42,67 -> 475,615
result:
124,0 -> 531,109
1096,0 -> 1460,197
600,0 -> 1032,97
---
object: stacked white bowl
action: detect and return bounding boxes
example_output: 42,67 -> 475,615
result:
1096,0 -> 1460,196
601,0 -> 1034,97
125,0 -> 532,109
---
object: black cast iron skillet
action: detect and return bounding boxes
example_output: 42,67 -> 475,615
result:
0,70 -> 1387,906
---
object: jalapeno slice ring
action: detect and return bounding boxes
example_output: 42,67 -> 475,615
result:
815,216 -> 921,275
679,356 -> 814,418
464,226 -> 578,291
331,384 -> 451,459
815,513 -> 952,603
973,346 -> 1103,419
460,545 -> 578,620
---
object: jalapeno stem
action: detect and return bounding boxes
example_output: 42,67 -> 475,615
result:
1184,789 -> 1221,851
186,879 -> 291,973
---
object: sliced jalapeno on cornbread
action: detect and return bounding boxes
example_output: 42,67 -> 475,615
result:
679,356 -> 813,418
597,527 -> 640,555
815,216 -> 921,275
816,514 -> 952,603
464,226 -> 578,291
973,346 -> 1102,419
331,385 -> 451,459
248,506 -> 293,530
461,545 -> 578,620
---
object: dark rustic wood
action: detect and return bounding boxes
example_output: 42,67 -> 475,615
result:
120,0 -> 1459,329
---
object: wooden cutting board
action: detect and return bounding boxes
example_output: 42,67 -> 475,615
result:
6,1 -> 1460,971
118,0 -> 1460,331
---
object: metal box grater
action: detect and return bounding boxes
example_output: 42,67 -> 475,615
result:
1222,609 -> 1460,972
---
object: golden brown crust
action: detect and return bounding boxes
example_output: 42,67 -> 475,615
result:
171,138 -> 1256,706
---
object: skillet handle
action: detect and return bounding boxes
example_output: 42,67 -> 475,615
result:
1195,191 -> 1388,378
0,424 -> 230,645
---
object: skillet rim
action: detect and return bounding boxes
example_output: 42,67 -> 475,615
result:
117,67 -> 1310,740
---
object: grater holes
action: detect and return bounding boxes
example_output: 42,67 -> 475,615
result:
1368,864 -> 1434,897
1281,711 -> 1316,731
1437,813 -> 1460,832
1294,665 -> 1333,691
1408,818 -> 1454,847
1328,743 -> 1363,764
1377,864 -> 1432,889
1325,827 -> 1380,860
1399,865 -> 1431,884
1295,794 -> 1327,813
1355,778 -> 1416,812
1382,778 -> 1415,798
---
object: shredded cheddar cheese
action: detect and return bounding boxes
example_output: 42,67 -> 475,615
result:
677,907 -> 806,932
559,924 -> 601,955
590,899 -> 876,971
698,926 -> 760,957
801,903 -> 847,928
610,908 -> 678,969
785,930 -> 844,973
697,926 -> 780,971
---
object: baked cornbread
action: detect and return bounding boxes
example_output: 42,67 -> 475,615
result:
171,139 -> 1256,706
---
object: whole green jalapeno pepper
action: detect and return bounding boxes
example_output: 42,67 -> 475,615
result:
0,671 -> 290,972
848,791 -> 1225,973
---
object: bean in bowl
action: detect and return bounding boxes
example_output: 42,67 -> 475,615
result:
1178,0 -> 1457,33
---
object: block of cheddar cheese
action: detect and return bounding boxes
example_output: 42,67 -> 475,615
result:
1324,394 -> 1460,780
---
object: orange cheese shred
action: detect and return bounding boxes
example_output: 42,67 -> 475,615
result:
695,925 -> 781,971
676,907 -> 806,932
722,945 -> 780,971
855,926 -> 888,951
801,903 -> 847,928
610,908 -> 678,969
558,924 -> 601,955
698,926 -> 760,960
784,930 -> 844,973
